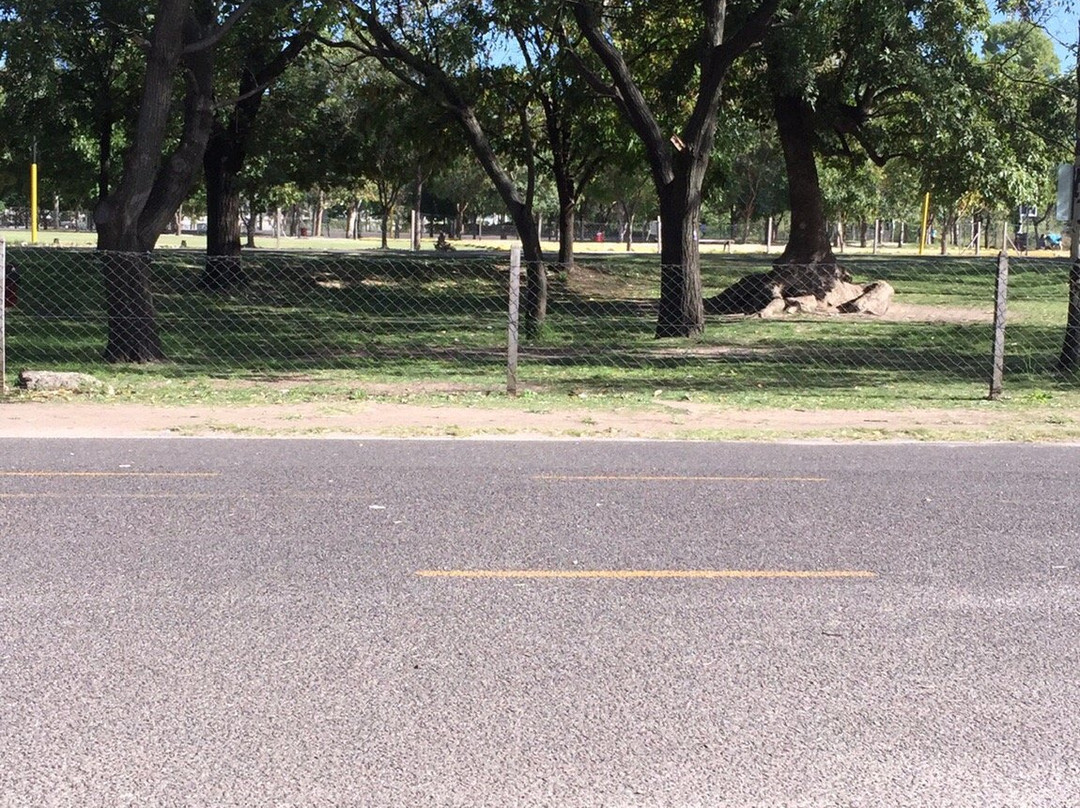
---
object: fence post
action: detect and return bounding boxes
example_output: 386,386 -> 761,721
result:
989,251 -> 1009,400
1,239 -> 6,395
507,246 -> 521,396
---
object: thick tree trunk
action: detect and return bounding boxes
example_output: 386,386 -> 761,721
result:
92,0 -> 222,363
772,92 -> 837,268
1061,54 -> 1080,371
98,232 -> 165,362
656,172 -> 705,338
705,86 -> 850,317
557,204 -> 575,268
200,31 -> 313,287
201,128 -> 246,289
313,189 -> 325,237
507,202 -> 547,338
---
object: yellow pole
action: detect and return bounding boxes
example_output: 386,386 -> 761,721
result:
918,192 -> 930,256
30,161 -> 38,245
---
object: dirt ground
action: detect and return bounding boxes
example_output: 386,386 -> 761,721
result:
2,395 -> 1075,442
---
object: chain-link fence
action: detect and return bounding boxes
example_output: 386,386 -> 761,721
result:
1,242 -> 1075,403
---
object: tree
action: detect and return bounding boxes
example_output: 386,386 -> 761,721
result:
495,0 -> 618,267
0,0 -> 147,214
336,1 -> 549,335
91,0 -> 253,361
586,144 -> 655,251
200,3 -> 320,289
344,71 -> 453,247
760,0 -> 994,271
567,0 -> 784,337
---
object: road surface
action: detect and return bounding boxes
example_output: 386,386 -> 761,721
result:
0,439 -> 1077,806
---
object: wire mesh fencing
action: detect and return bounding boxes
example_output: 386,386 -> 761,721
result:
1,242 -> 1076,404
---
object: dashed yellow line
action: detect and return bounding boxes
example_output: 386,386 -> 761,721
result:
416,569 -> 875,580
534,475 -> 827,482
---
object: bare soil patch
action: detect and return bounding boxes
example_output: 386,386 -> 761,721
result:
2,397 -> 1074,442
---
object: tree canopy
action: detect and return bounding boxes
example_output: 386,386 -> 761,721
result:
0,0 -> 1074,357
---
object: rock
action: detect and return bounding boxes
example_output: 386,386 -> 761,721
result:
839,281 -> 894,315
705,263 -> 897,318
17,370 -> 103,392
706,262 -> 852,315
821,281 -> 868,310
757,297 -> 788,318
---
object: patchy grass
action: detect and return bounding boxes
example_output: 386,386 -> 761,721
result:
3,246 -> 1077,418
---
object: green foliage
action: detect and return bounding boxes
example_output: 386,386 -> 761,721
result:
0,0 -> 149,207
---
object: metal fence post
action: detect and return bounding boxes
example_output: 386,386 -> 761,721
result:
507,246 -> 521,396
989,250 -> 1009,400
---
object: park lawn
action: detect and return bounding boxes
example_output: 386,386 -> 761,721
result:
2,245 -> 1077,413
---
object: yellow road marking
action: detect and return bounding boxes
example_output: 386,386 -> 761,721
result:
534,475 -> 827,482
0,472 -> 219,478
0,493 -> 216,499
416,569 -> 875,580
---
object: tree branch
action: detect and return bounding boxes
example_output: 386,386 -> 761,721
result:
183,0 -> 258,55
569,1 -> 671,185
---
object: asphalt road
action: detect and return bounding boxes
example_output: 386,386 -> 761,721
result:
1,438 -> 1078,807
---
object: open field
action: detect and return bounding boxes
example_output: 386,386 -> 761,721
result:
1,227 -> 1068,259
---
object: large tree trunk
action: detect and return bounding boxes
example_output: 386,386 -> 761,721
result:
570,0 -> 780,339
93,0 -> 222,363
201,125 -> 246,289
772,91 -> 836,268
1060,257 -> 1080,371
201,31 -> 312,288
98,242 -> 165,363
705,85 -> 849,317
656,168 -> 705,338
506,200 -> 547,338
546,106 -> 578,269
1060,58 -> 1080,371
557,203 -> 575,268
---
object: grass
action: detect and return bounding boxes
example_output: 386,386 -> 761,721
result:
3,239 -> 1079,423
